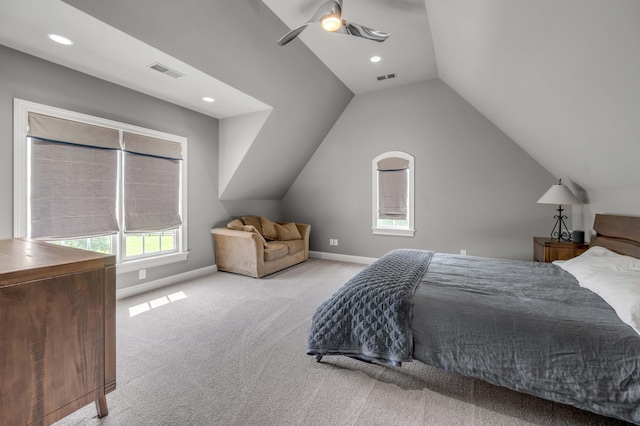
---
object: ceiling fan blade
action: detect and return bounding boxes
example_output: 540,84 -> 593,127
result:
278,23 -> 312,46
278,0 -> 341,46
340,20 -> 390,42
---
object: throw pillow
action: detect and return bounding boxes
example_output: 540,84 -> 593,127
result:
227,218 -> 244,231
243,225 -> 268,248
241,216 -> 263,235
275,222 -> 302,241
259,216 -> 278,240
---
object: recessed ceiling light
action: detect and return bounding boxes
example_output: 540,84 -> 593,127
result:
202,97 -> 215,103
47,34 -> 73,46
370,56 -> 381,63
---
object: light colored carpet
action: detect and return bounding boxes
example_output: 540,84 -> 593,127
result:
55,258 -> 630,425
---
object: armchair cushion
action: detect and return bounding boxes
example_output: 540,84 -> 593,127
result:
259,216 -> 278,240
275,239 -> 304,255
227,218 -> 244,230
264,243 -> 288,261
275,222 -> 302,241
241,216 -> 263,235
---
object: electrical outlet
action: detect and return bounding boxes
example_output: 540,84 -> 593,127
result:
329,238 -> 334,246
460,250 -> 467,256
139,269 -> 146,280
334,239 -> 338,246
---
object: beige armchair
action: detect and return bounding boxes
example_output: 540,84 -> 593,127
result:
211,221 -> 310,278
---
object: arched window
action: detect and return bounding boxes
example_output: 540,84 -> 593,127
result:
372,151 -> 415,236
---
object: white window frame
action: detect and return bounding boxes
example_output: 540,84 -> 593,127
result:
372,151 -> 415,237
13,99 -> 189,274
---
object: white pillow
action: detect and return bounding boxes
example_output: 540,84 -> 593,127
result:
554,246 -> 640,334
553,246 -> 640,283
580,271 -> 640,334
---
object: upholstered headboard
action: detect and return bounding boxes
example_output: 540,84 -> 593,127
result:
590,214 -> 640,259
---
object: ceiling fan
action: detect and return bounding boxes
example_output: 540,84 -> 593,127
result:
277,0 -> 390,46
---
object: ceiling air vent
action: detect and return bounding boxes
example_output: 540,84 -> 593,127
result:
376,73 -> 397,81
148,62 -> 185,79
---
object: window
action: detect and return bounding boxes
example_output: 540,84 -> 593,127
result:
13,99 -> 188,273
372,151 -> 415,236
49,236 -> 113,254
125,231 -> 177,258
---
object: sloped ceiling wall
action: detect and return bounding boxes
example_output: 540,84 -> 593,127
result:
65,0 -> 640,199
425,0 -> 640,192
64,0 -> 353,200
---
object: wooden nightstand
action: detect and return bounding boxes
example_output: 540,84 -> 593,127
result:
533,237 -> 589,263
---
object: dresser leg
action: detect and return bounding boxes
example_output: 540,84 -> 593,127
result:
96,396 -> 109,418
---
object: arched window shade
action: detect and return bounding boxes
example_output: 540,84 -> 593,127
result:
377,157 -> 409,220
372,151 -> 415,237
377,157 -> 409,170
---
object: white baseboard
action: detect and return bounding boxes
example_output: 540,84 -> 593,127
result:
116,265 -> 218,300
116,253 -> 375,300
309,251 -> 377,265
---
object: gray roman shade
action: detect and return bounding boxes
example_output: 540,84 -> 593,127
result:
27,113 -> 120,239
28,113 -> 121,149
377,157 -> 409,220
122,132 -> 183,159
122,132 -> 182,232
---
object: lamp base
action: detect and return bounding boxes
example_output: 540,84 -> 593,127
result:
550,205 -> 571,241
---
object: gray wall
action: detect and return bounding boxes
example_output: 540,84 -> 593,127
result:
574,186 -> 640,241
0,45 -> 278,289
282,79 -> 559,261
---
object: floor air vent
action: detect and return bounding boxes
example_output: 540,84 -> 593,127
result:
148,63 -> 185,79
376,73 -> 397,81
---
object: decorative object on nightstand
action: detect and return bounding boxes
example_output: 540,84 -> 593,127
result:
571,230 -> 585,243
537,179 -> 580,241
533,237 -> 589,262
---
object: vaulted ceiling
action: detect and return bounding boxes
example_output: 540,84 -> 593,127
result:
1,0 -> 639,198
426,0 -> 640,192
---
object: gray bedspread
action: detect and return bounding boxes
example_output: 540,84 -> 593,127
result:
309,250 -> 640,423
412,253 -> 640,424
307,249 -> 433,364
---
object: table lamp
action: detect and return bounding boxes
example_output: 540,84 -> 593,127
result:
537,179 -> 580,241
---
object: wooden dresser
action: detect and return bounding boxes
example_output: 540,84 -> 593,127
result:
533,236 -> 589,263
0,239 -> 116,426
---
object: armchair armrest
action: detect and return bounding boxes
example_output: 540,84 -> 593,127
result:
294,223 -> 311,259
211,228 -> 264,278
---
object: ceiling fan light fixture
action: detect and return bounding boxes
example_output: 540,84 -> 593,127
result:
277,0 -> 389,46
321,15 -> 342,32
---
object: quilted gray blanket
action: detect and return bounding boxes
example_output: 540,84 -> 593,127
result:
307,249 -> 433,365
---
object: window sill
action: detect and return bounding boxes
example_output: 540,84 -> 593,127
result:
372,228 -> 415,237
116,251 -> 189,275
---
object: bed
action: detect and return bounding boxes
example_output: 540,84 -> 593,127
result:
307,214 -> 640,424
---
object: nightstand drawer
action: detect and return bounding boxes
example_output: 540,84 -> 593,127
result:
533,237 -> 589,263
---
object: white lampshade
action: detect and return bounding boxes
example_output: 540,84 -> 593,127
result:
537,181 -> 580,205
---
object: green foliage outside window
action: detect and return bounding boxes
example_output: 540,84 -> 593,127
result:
125,232 -> 176,257
49,235 -> 111,254
48,231 -> 176,258
378,219 -> 409,229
